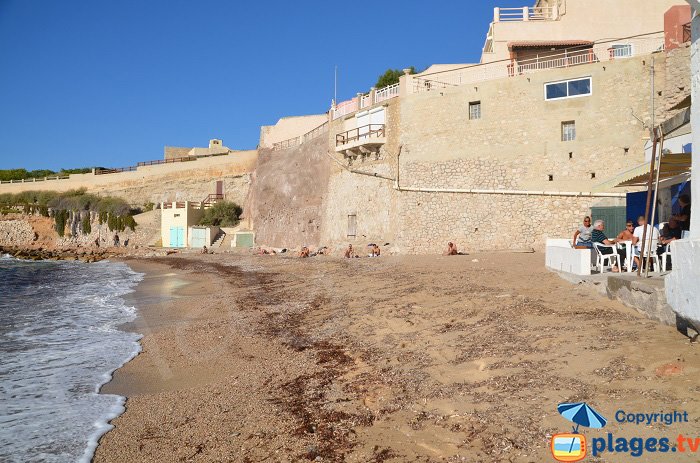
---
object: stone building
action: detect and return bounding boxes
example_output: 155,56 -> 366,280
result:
250,0 -> 692,254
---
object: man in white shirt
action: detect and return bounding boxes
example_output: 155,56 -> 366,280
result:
632,215 -> 659,269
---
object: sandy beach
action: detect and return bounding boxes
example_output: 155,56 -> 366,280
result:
93,253 -> 700,462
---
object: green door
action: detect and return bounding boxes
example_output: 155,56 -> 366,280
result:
591,206 -> 627,238
235,232 -> 254,248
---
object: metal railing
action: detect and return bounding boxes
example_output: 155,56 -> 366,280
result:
302,120 -> 329,143
683,22 -> 692,43
95,166 -> 137,175
272,120 -> 329,151
137,157 -> 197,167
413,36 -> 665,92
335,124 -> 385,147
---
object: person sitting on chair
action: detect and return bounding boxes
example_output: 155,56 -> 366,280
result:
591,219 -> 624,272
657,217 -> 682,256
632,215 -> 659,269
671,194 -> 691,231
573,216 -> 593,248
616,220 -> 635,242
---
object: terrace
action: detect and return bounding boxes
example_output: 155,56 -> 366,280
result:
335,124 -> 386,159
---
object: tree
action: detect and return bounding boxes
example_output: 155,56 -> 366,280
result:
375,67 -> 416,89
199,201 -> 242,227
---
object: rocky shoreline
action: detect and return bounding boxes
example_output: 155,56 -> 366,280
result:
0,245 -> 121,262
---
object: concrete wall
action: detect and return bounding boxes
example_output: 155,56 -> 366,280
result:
482,0 -> 685,63
245,136 -> 331,248
0,150 -> 257,206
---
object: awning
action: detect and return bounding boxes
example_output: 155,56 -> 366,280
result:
592,152 -> 692,191
508,40 -> 593,50
616,153 -> 692,187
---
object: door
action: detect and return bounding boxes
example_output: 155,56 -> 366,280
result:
169,226 -> 185,247
190,227 -> 206,248
591,207 -> 626,238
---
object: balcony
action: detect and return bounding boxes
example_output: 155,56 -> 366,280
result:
335,124 -> 386,157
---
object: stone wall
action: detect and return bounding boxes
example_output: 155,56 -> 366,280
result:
400,55 -> 667,193
396,192 -> 616,254
664,43 -> 692,112
0,220 -> 35,246
245,136 -> 331,248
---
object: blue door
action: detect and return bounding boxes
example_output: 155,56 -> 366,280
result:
169,226 -> 185,247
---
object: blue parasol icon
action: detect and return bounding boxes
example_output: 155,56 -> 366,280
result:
557,402 -> 607,453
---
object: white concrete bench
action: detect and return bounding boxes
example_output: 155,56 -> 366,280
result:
545,238 -> 594,275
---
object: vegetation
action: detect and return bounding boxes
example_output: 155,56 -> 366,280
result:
0,188 -> 137,235
375,66 -> 417,89
0,167 -> 92,181
198,200 -> 242,227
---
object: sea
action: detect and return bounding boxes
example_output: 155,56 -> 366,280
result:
0,254 -> 143,463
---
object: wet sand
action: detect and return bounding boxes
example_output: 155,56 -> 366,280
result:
94,253 -> 700,462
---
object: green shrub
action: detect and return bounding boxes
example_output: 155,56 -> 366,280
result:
81,215 -> 91,234
55,210 -> 68,237
198,200 -> 242,227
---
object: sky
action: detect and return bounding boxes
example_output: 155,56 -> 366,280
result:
0,0 -> 528,171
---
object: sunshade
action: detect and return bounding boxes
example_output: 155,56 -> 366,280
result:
557,402 -> 607,430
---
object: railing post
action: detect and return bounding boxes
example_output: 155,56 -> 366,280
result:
552,3 -> 558,19
357,92 -> 363,110
369,87 -> 376,105
523,6 -> 529,21
494,7 -> 500,23
400,68 -> 412,97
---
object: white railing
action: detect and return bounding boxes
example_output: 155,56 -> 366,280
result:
497,6 -> 555,22
359,93 -> 371,109
413,37 -> 665,93
375,82 -> 400,103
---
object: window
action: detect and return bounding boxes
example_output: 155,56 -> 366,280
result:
545,77 -> 591,100
469,101 -> 481,120
611,44 -> 632,58
347,214 -> 357,237
561,121 -> 576,141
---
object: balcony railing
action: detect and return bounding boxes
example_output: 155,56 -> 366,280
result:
495,6 -> 556,22
375,82 -> 400,103
335,124 -> 385,147
413,36 -> 665,93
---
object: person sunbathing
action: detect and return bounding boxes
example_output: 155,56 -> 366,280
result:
299,246 -> 310,258
444,242 -> 458,256
344,244 -> 355,258
372,244 -> 381,257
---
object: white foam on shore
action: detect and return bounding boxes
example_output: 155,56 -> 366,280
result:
0,260 -> 144,463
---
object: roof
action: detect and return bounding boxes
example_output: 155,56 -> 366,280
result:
508,40 -> 593,50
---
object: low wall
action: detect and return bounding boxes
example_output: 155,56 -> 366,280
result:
545,238 -> 593,275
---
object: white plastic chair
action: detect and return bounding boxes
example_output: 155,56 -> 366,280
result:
593,242 -> 619,273
658,245 -> 672,271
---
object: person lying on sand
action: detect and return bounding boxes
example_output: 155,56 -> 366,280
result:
444,242 -> 458,256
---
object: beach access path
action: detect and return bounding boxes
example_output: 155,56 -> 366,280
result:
94,253 -> 700,462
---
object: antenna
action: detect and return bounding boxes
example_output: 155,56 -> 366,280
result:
334,65 -> 337,105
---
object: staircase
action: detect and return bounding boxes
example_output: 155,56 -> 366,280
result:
202,193 -> 224,209
211,230 -> 227,248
